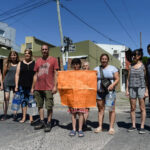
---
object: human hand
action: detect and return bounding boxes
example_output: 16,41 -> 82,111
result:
144,91 -> 149,98
126,90 -> 129,96
0,85 -> 3,90
52,86 -> 57,94
108,84 -> 114,91
30,88 -> 34,95
15,86 -> 18,92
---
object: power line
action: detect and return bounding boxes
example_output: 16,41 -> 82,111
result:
0,0 -> 36,17
0,2 -> 53,46
0,0 -> 53,22
60,3 -> 126,45
104,0 -> 138,47
121,0 -> 138,42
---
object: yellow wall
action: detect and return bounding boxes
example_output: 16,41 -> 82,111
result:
21,36 -> 55,53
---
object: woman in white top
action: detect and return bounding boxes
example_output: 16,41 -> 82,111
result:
94,54 -> 119,134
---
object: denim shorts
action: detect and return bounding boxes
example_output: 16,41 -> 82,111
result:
97,91 -> 116,100
129,87 -> 145,99
4,85 -> 15,92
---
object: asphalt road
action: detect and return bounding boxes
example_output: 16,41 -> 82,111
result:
0,92 -> 150,150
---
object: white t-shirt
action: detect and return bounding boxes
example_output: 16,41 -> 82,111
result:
94,65 -> 118,92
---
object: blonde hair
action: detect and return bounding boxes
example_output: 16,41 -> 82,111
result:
82,61 -> 90,70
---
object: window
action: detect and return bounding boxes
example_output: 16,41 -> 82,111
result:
113,53 -> 119,59
0,29 -> 5,37
26,43 -> 32,49
113,50 -> 119,59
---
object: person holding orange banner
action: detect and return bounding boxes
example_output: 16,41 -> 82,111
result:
82,61 -> 90,130
68,58 -> 87,137
94,54 -> 119,135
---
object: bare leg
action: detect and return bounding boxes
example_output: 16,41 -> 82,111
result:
29,115 -> 33,122
108,101 -> 116,134
97,100 -> 105,129
47,109 -> 53,123
20,107 -> 27,122
71,113 -> 76,131
83,109 -> 89,123
39,107 -> 44,121
139,98 -> 146,128
3,92 -> 10,115
109,101 -> 116,128
78,112 -> 84,131
130,99 -> 137,128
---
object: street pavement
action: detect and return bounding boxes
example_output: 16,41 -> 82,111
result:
0,91 -> 150,150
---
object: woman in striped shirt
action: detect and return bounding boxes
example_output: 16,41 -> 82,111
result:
126,49 -> 148,134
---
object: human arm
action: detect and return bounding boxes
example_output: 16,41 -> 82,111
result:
30,72 -> 37,94
144,65 -> 149,97
108,71 -> 119,91
15,62 -> 20,91
52,70 -> 58,94
125,68 -> 130,96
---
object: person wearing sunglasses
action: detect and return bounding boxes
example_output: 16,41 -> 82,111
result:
126,49 -> 148,134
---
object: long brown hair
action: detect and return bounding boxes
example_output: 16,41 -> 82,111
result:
6,51 -> 19,68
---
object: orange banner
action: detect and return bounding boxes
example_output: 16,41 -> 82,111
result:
58,70 -> 97,108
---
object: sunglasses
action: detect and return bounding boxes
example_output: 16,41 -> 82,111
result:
42,49 -> 48,50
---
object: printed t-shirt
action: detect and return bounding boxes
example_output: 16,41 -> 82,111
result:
34,56 -> 59,91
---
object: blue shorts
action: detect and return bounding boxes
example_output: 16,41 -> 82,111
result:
18,86 -> 31,107
97,91 -> 116,100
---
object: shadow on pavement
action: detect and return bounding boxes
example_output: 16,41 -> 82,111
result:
117,122 -> 150,131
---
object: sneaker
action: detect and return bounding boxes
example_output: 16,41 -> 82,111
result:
13,114 -> 17,121
1,115 -> 7,121
44,122 -> 51,132
128,127 -> 136,132
139,128 -> 146,134
34,120 -> 45,130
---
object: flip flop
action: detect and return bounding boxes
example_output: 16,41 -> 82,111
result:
108,128 -> 115,135
94,127 -> 102,133
19,119 -> 26,123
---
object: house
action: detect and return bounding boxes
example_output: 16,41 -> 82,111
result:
0,22 -> 20,51
21,36 -> 55,53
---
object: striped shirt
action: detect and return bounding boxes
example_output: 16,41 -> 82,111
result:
129,64 -> 145,88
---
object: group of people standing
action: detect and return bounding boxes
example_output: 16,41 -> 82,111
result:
0,44 -> 150,137
0,44 -> 58,133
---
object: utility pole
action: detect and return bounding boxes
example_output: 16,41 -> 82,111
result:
56,0 -> 66,70
140,32 -> 142,48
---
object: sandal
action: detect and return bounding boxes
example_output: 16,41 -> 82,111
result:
69,130 -> 76,136
19,119 -> 26,123
108,128 -> 115,135
94,127 -> 102,133
78,130 -> 84,137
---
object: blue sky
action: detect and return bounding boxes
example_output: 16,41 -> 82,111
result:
0,0 -> 150,56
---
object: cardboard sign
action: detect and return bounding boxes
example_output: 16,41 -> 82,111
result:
58,70 -> 97,108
